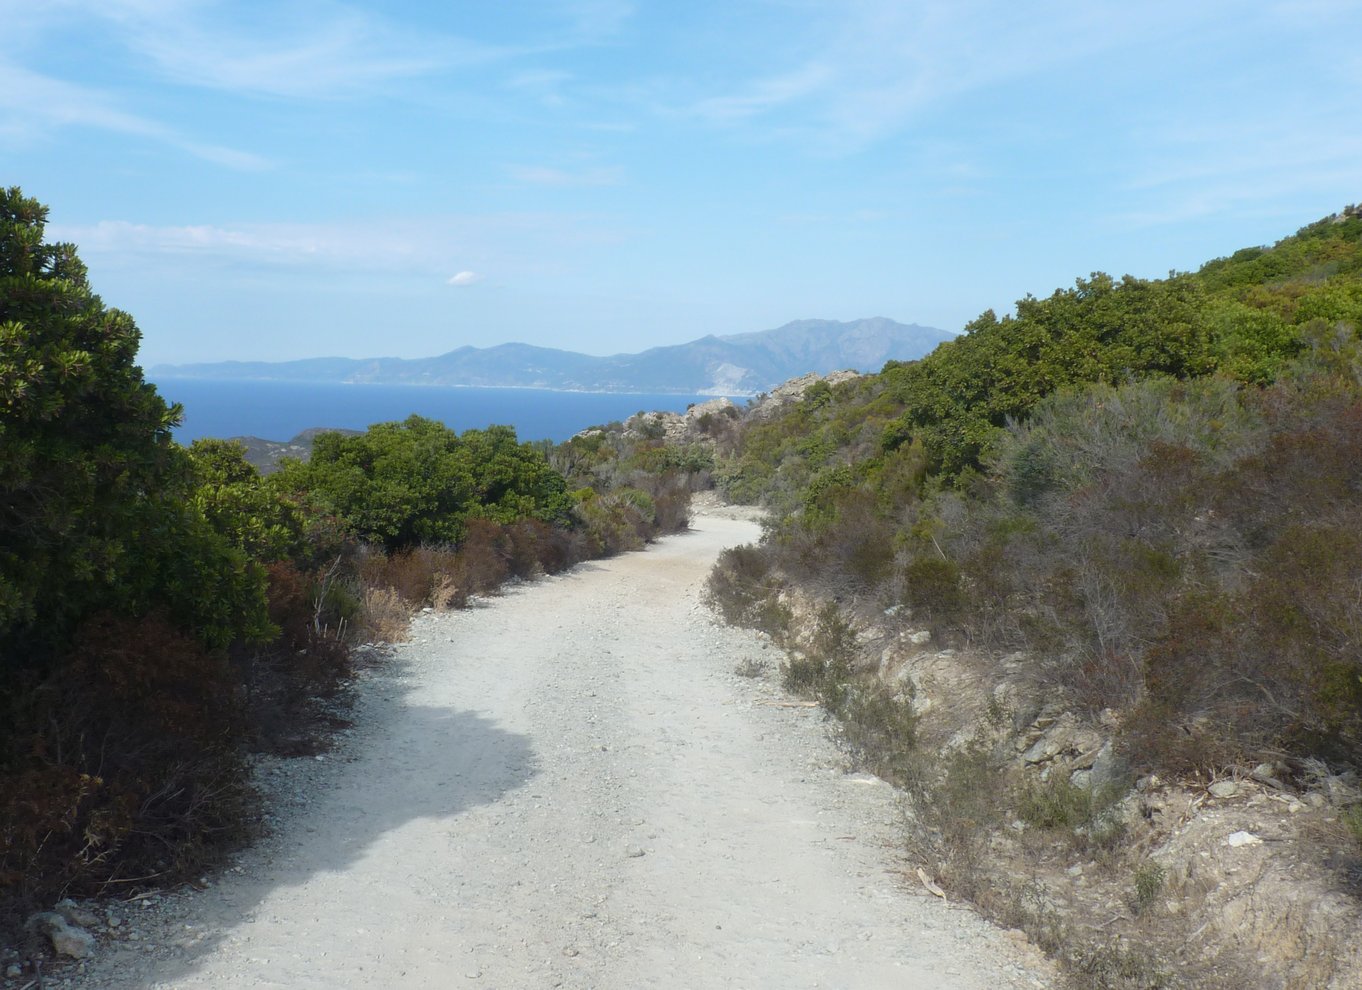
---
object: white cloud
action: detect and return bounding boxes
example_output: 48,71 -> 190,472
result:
447,271 -> 483,286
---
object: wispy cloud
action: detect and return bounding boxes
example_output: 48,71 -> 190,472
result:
49,212 -> 631,279
678,0 -> 1238,149
1112,112 -> 1362,228
51,0 -> 508,100
0,60 -> 269,168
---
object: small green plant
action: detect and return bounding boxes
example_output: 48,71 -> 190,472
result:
733,656 -> 767,678
1018,774 -> 1098,829
838,687 -> 917,780
781,604 -> 857,712
1342,805 -> 1362,848
1017,774 -> 1127,849
901,741 -> 1011,899
1131,861 -> 1167,916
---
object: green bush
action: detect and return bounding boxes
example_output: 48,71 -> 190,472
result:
276,418 -> 572,551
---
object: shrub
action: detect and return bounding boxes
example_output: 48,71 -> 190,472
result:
705,543 -> 790,638
276,418 -> 572,551
1,613 -> 251,918
901,741 -> 1011,899
1016,774 -> 1127,849
838,687 -> 917,781
1130,861 -> 1166,916
356,586 -> 413,643
902,555 -> 966,626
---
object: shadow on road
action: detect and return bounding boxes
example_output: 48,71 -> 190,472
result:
94,654 -> 538,987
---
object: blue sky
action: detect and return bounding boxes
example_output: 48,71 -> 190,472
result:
4,1 -> 1360,364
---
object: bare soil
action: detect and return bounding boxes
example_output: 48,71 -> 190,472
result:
34,514 -> 1053,990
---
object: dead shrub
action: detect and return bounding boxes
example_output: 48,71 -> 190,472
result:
1,613 -> 252,923
357,586 -> 413,642
457,518 -> 512,594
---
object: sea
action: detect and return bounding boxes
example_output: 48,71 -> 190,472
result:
153,377 -> 731,444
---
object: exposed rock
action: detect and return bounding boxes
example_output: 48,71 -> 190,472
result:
1323,772 -> 1360,808
29,911 -> 96,959
55,898 -> 102,930
1022,713 -> 1076,764
1226,830 -> 1262,848
747,371 -> 861,420
1209,780 -> 1241,799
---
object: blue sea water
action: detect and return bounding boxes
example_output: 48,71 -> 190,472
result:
154,377 -> 730,444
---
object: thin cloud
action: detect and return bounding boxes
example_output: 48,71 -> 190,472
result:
0,60 -> 269,169
50,213 -> 632,278
77,0 -> 504,100
680,0 -> 1240,149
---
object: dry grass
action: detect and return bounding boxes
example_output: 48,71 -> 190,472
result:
357,586 -> 413,642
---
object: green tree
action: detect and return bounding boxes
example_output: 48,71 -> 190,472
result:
188,438 -> 305,562
277,416 -> 572,551
0,187 -> 269,669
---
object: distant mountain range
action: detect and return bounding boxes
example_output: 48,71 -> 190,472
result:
151,318 -> 954,396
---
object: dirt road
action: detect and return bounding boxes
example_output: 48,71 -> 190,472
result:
69,514 -> 1048,989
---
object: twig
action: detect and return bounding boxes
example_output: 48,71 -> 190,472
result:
916,867 -> 947,900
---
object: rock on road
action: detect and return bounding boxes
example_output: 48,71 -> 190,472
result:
69,514 -> 1049,990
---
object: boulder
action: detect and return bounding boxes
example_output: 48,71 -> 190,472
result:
29,912 -> 96,959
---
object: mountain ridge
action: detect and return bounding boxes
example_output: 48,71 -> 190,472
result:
151,318 -> 954,395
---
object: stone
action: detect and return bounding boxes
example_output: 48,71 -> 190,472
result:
55,898 -> 102,929
1225,830 -> 1261,848
1249,763 -> 1286,789
1088,741 -> 1123,791
5,963 -> 22,979
908,630 -> 932,645
1208,780 -> 1240,799
30,912 -> 96,959
1324,773 -> 1361,807
625,845 -> 646,858
1022,714 -> 1076,764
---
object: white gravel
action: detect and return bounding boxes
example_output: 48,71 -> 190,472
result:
59,514 -> 1051,990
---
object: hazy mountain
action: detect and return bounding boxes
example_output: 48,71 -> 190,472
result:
152,318 -> 954,395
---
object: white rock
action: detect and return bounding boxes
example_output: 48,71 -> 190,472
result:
1225,830 -> 1261,848
31,912 -> 96,959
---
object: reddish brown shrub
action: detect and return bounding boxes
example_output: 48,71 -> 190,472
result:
458,518 -> 512,594
1,613 -> 251,925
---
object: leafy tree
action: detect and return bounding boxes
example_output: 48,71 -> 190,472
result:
277,416 -> 572,551
188,438 -> 305,562
0,187 -> 269,666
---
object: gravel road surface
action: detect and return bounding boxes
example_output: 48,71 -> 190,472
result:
63,514 -> 1050,989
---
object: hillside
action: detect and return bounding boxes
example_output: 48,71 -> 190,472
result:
150,317 -> 953,395
699,205 -> 1362,989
